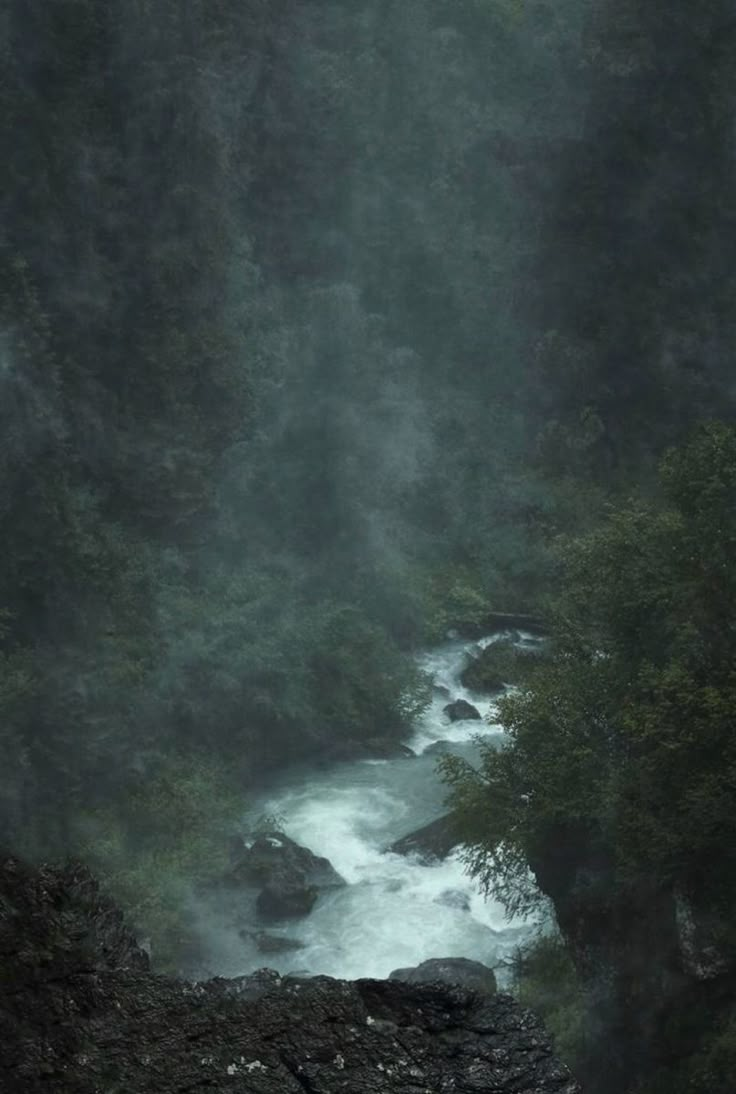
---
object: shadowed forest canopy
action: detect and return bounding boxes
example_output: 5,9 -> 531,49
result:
0,0 -> 594,864
1,2 -> 736,1091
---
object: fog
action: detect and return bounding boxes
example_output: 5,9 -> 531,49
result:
2,3 -> 736,1092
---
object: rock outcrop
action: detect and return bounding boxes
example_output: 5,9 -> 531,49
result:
527,822 -> 736,1093
0,855 -> 580,1094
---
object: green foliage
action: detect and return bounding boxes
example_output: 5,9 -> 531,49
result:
306,603 -> 431,736
684,1007 -> 736,1093
156,568 -> 429,769
3,17 -> 735,1075
0,0 -> 594,879
413,564 -> 492,643
511,934 -> 590,1071
75,754 -> 240,972
442,424 -> 736,923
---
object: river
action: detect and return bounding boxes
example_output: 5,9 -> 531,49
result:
197,631 -> 540,986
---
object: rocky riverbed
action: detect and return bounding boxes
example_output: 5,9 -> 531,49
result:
192,631 -> 544,985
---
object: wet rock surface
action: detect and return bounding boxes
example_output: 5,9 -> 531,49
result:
256,880 -> 318,920
389,956 -> 499,995
434,887 -> 472,911
424,738 -> 453,755
444,698 -> 482,722
387,813 -> 461,862
0,855 -> 580,1094
227,833 -> 345,893
460,639 -> 544,694
225,833 -> 345,923
246,931 -> 307,955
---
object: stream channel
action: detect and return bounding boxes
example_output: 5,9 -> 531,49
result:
199,631 -> 542,987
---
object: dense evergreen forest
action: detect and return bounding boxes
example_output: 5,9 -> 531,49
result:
1,1 -> 735,1091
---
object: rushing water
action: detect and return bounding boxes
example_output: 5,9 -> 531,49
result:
198,632 -> 540,985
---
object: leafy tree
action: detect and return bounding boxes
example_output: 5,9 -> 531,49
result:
443,423 -> 736,914
442,423 -> 736,1089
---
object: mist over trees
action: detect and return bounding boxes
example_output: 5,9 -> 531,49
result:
0,0 -> 586,867
1,1 -> 736,1091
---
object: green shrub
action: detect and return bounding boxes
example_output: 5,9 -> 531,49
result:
511,934 -> 590,1072
412,563 -> 492,643
75,753 -> 241,972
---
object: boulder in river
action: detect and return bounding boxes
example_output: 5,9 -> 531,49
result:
461,637 -> 545,693
423,738 -> 453,756
387,813 -> 460,862
434,888 -> 471,912
444,698 -> 482,721
364,736 -> 416,759
0,855 -> 580,1093
389,956 -> 498,995
256,883 -> 318,921
227,833 -> 345,893
226,832 -> 345,923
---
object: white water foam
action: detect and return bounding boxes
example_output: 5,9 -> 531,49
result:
255,774 -> 530,982
226,633 -> 537,983
409,633 -> 510,754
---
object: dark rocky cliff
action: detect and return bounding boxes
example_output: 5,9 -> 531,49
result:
528,825 -> 736,1093
0,855 -> 579,1093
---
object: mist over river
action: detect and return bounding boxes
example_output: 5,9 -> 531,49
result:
196,633 -> 542,985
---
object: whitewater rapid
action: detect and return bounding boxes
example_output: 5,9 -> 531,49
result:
200,633 -> 540,985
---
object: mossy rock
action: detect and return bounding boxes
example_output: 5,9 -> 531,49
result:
461,639 -> 544,693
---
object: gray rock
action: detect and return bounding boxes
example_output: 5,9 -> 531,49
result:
256,882 -> 318,921
461,636 -> 544,692
444,698 -> 482,721
423,738 -> 453,756
225,833 -> 345,924
387,814 -> 460,862
434,888 -> 471,912
227,833 -> 345,893
364,736 -> 416,759
389,956 -> 498,995
0,856 -> 580,1094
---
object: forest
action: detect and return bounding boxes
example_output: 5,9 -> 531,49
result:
1,1 -> 735,1092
